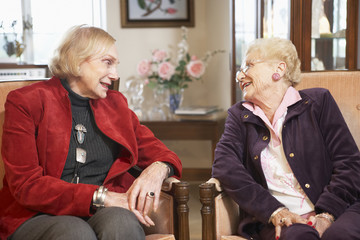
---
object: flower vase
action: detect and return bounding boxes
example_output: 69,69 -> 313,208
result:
169,88 -> 184,114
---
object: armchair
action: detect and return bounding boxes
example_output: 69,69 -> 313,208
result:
199,178 -> 245,240
199,71 -> 360,240
0,79 -> 190,240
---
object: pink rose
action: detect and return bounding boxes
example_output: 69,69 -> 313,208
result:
158,62 -> 175,80
152,49 -> 167,62
186,60 -> 205,78
137,59 -> 151,76
166,8 -> 177,14
191,55 -> 198,61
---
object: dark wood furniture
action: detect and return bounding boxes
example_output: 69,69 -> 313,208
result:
290,0 -> 358,71
141,116 -> 226,181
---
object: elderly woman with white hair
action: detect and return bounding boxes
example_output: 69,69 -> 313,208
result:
212,38 -> 360,240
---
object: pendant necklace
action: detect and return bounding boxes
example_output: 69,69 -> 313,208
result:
71,119 -> 87,184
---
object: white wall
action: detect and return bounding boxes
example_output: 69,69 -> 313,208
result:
106,0 -> 231,169
106,0 -> 231,110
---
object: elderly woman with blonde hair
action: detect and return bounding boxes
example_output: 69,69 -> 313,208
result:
212,38 -> 360,240
0,25 -> 182,240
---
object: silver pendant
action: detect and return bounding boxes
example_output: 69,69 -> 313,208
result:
76,147 -> 87,163
75,124 -> 87,144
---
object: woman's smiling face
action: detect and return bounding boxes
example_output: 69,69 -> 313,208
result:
238,52 -> 277,104
74,44 -> 120,99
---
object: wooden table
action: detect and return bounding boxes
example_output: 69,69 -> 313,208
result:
141,114 -> 226,181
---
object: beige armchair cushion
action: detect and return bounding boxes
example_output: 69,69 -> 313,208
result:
145,192 -> 174,236
297,71 -> 360,147
215,192 -> 240,239
205,178 -> 246,240
145,234 -> 175,240
220,236 -> 247,240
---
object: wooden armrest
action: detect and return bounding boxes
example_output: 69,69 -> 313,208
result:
145,178 -> 189,240
206,177 -> 223,192
162,177 -> 180,192
199,178 -> 240,240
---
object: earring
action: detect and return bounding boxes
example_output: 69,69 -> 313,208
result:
272,73 -> 281,81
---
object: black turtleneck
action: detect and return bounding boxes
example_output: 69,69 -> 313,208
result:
60,79 -> 120,185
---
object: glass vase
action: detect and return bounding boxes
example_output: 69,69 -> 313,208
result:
169,88 -> 184,114
149,86 -> 167,120
124,77 -> 145,120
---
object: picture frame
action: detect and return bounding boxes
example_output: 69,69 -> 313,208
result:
120,0 -> 194,28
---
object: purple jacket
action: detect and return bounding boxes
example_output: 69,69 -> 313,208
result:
212,88 -> 360,233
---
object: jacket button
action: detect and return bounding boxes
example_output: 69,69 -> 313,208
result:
305,100 -> 309,104
262,136 -> 269,141
244,114 -> 249,118
254,155 -> 259,160
289,153 -> 295,157
305,183 -> 310,188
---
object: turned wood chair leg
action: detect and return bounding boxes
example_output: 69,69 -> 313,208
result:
174,181 -> 190,240
199,182 -> 216,240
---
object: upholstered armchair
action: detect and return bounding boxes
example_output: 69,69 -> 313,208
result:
145,177 -> 190,240
0,79 -> 190,240
199,71 -> 360,240
199,178 -> 245,240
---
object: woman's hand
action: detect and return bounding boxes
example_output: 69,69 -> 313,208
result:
104,191 -> 129,210
307,213 -> 334,237
126,162 -> 170,227
271,208 -> 308,239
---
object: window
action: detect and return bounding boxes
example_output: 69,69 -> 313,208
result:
233,0 -> 290,102
0,0 -> 106,64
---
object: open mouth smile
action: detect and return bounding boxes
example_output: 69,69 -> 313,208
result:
242,82 -> 251,89
100,82 -> 110,89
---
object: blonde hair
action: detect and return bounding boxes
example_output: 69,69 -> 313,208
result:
49,25 -> 116,79
246,38 -> 301,86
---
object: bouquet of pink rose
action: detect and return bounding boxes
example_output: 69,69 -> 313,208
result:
136,26 -> 224,93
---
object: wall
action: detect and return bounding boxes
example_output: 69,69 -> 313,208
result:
106,0 -> 231,170
106,0 -> 231,109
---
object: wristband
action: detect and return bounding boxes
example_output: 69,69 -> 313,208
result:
315,212 -> 335,223
268,207 -> 288,223
153,161 -> 171,176
92,186 -> 108,209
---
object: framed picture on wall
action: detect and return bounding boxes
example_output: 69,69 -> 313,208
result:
120,0 -> 194,28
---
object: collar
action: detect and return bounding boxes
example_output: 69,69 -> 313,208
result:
60,79 -> 89,107
242,87 -> 302,146
242,86 -> 302,127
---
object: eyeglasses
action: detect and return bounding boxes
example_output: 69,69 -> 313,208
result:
235,60 -> 264,82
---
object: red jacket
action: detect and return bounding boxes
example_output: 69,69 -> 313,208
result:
0,77 -> 182,239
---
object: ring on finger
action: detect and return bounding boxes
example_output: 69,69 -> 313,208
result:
146,191 -> 155,198
281,218 -> 287,223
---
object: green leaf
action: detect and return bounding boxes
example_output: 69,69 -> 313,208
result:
186,53 -> 191,61
137,0 -> 146,9
175,66 -> 183,71
179,60 -> 186,66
